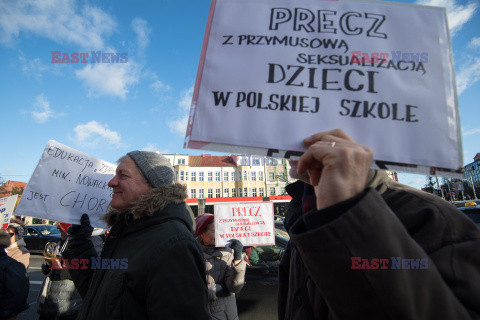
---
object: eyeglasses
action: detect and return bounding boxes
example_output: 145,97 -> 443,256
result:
8,233 -> 15,237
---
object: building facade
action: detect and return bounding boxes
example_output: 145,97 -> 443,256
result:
164,154 -> 294,200
465,153 -> 480,192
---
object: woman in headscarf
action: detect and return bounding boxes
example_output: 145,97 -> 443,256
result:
37,222 -> 83,320
195,214 -> 246,320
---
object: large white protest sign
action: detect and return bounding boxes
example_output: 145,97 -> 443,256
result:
214,202 -> 274,247
15,141 -> 116,228
1,195 -> 18,229
185,0 -> 462,177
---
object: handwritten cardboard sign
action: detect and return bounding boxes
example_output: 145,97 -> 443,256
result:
185,0 -> 462,177
214,202 -> 274,247
0,195 -> 18,229
15,141 -> 116,228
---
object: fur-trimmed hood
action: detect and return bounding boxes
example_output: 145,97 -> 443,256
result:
102,183 -> 188,227
0,229 -> 10,248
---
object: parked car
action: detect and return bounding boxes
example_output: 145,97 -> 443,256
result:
23,224 -> 62,253
451,200 -> 480,208
274,221 -> 286,232
458,205 -> 480,226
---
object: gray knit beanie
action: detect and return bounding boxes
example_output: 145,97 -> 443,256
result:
127,151 -> 175,188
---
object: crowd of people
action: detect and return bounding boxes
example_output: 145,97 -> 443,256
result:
1,129 -> 479,320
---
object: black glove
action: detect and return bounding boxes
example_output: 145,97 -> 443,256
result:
227,239 -> 243,261
41,263 -> 51,275
215,283 -> 231,298
67,214 -> 93,249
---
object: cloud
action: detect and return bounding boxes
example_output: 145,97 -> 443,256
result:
456,57 -> 480,94
168,87 -> 193,136
168,113 -> 190,137
70,120 -> 123,148
144,69 -> 171,94
75,61 -> 140,99
416,0 -> 478,36
463,128 -> 480,136
178,87 -> 194,110
150,80 -> 171,93
467,37 -> 480,49
31,94 -> 65,123
142,143 -> 170,154
19,52 -> 63,80
0,0 -> 116,48
131,18 -> 150,52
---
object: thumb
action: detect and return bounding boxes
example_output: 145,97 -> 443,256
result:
80,214 -> 91,227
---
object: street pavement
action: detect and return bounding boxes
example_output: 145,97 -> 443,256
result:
16,254 -> 279,320
237,273 -> 279,319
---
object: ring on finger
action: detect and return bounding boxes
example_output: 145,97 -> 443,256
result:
330,141 -> 336,148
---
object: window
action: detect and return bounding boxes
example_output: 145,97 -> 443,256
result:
252,157 -> 261,165
208,172 -> 213,181
244,187 -> 248,197
216,188 -> 221,198
269,172 -> 275,181
240,157 -> 249,165
175,171 -> 179,180
259,188 -> 264,196
232,188 -> 236,197
180,171 -> 184,181
191,189 -> 196,198
215,172 -> 221,181
238,188 -> 243,197
199,189 -> 204,199
259,171 -> 263,181
267,158 -> 278,165
224,172 -> 229,181
177,159 -> 185,165
251,172 -> 256,181
191,172 -> 196,182
208,189 -> 213,198
252,188 -> 257,197
270,187 -> 275,196
231,172 -> 236,181
243,171 -> 248,181
199,172 -> 204,182
224,188 -> 229,197
238,172 -> 242,181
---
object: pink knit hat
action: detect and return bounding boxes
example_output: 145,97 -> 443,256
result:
195,214 -> 214,236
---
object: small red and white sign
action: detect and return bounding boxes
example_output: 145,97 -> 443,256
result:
214,202 -> 274,247
0,195 -> 18,229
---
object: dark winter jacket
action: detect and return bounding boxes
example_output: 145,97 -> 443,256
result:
278,170 -> 480,320
62,183 -> 209,320
0,231 -> 29,320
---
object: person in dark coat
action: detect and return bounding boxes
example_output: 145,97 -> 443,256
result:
62,151 -> 209,320
0,229 -> 29,320
278,129 -> 480,320
37,223 -> 82,320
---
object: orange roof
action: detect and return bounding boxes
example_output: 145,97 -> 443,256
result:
4,180 -> 27,190
188,155 -> 238,167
